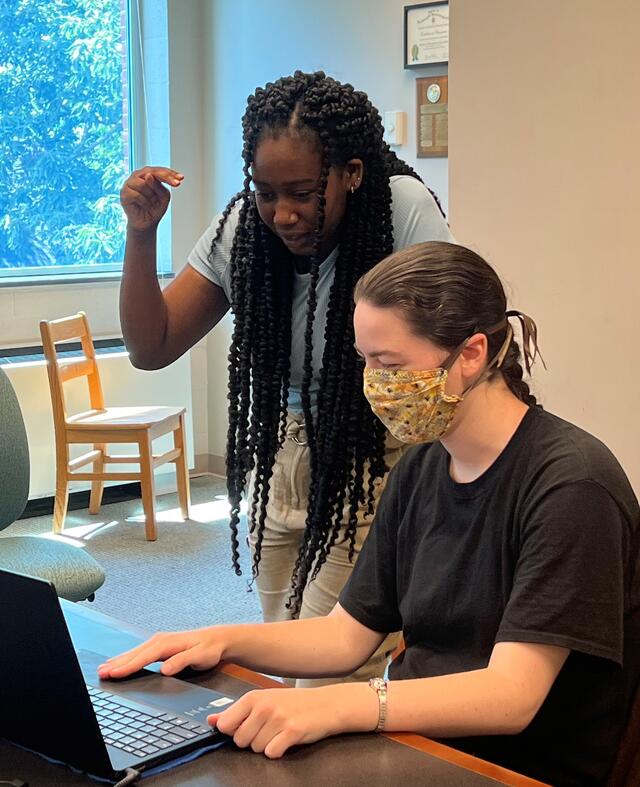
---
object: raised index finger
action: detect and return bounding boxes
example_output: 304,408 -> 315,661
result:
136,166 -> 184,187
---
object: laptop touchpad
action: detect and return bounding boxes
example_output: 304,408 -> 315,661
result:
78,650 -> 234,724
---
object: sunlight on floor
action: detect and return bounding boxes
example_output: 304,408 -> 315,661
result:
126,494 -> 248,525
38,520 -> 121,543
29,492 -> 247,543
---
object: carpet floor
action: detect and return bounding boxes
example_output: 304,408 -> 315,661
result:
2,475 -> 262,632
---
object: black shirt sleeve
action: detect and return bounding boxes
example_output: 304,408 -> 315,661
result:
497,479 -> 628,664
338,461 -> 404,634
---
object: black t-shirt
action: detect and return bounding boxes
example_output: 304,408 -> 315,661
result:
339,407 -> 640,786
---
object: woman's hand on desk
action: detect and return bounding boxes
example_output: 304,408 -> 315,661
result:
208,683 -> 379,759
97,628 -> 224,679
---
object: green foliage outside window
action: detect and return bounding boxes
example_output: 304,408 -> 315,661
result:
0,0 -> 129,271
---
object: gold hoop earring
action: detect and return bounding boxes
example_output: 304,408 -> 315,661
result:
350,184 -> 356,194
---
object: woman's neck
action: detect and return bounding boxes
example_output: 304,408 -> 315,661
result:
441,381 -> 529,484
293,242 -> 338,275
293,255 -> 312,274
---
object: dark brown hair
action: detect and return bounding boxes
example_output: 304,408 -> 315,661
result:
354,241 -> 538,406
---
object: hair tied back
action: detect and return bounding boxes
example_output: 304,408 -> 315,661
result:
505,310 -> 546,375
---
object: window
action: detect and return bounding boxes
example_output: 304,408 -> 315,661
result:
0,0 -> 169,283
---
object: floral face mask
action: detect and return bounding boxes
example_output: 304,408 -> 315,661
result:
363,318 -> 529,445
363,366 -> 463,444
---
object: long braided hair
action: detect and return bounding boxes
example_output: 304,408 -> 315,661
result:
213,71 -> 443,612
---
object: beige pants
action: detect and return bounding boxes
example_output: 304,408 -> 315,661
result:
247,413 -> 405,688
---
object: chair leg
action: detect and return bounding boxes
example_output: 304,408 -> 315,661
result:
174,413 -> 191,520
89,442 -> 106,515
53,449 -> 69,533
53,477 -> 69,534
139,433 -> 157,541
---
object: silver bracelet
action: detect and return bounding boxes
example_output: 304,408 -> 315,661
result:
368,677 -> 388,732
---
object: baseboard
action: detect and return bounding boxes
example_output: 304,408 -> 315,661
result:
21,482 -> 143,519
194,453 -> 226,477
21,460 -> 226,519
20,470 -> 185,520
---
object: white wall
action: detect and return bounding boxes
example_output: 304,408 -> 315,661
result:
192,0 -> 450,460
449,0 -> 640,491
0,282 -> 121,346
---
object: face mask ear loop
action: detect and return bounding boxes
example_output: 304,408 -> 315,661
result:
441,338 -> 468,372
460,323 -> 513,397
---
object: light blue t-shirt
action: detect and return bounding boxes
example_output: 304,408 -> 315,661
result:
188,175 -> 454,412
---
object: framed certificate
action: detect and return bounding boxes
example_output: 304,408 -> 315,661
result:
404,2 -> 449,68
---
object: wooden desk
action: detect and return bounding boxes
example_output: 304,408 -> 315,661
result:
0,602 -> 547,786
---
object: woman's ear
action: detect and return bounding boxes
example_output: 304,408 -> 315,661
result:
345,159 -> 364,191
459,333 -> 489,378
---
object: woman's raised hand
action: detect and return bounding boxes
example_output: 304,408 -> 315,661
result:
97,627 -> 224,680
120,166 -> 184,233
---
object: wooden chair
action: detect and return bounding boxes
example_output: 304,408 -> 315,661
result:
40,313 -> 190,541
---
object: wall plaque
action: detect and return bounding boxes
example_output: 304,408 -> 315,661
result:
417,75 -> 448,157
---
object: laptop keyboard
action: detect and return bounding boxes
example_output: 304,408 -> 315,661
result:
87,685 -> 212,758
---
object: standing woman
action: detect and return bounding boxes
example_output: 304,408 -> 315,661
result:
119,70 -> 453,683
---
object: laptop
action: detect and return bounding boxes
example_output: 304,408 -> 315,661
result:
0,568 -> 237,782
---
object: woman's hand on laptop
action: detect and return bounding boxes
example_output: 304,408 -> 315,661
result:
208,683 -> 379,758
97,628 -> 224,679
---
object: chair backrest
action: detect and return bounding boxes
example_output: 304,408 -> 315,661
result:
0,366 -> 30,531
39,313 -> 105,432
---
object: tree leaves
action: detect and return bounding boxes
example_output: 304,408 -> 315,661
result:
0,0 -> 128,269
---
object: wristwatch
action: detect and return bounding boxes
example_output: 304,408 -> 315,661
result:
368,677 -> 388,732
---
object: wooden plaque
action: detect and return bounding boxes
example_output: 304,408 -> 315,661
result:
416,76 -> 448,157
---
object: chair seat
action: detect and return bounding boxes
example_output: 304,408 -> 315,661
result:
66,405 -> 185,430
0,536 -> 105,602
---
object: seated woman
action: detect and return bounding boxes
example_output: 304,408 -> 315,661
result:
99,241 -> 640,786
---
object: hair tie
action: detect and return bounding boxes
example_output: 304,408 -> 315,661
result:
505,310 -> 546,375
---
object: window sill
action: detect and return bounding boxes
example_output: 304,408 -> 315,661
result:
0,271 -> 175,288
0,338 -> 127,367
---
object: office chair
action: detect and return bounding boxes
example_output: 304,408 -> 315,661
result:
40,312 -> 191,541
0,365 -> 105,602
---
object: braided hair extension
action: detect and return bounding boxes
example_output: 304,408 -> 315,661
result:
216,71 -> 438,610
